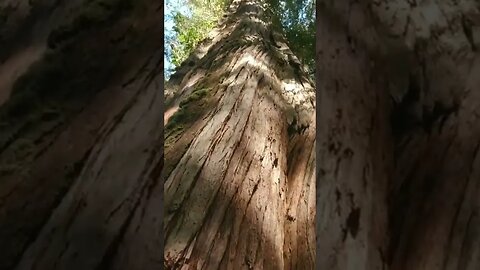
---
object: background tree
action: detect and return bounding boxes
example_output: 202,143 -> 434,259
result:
317,1 -> 480,269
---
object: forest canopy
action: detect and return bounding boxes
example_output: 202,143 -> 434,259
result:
164,0 -> 315,79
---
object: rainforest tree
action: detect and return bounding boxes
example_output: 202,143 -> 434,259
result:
164,0 -> 315,268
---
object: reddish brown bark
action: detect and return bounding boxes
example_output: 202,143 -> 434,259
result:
164,0 -> 316,269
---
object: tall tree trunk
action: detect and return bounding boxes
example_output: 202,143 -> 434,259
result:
2,0 -> 315,269
1,1 -> 165,269
164,0 -> 315,269
318,0 -> 480,269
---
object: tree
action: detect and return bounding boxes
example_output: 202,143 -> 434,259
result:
3,0 -> 315,270
164,0 -> 315,268
0,0 -> 166,269
317,1 -> 480,269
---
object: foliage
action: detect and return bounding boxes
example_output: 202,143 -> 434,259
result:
165,0 -> 315,77
170,12 -> 213,67
167,0 -> 229,68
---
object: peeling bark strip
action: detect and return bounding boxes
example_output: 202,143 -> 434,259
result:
318,0 -> 480,269
164,0 -> 315,269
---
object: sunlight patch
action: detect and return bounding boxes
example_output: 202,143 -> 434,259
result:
282,80 -> 300,93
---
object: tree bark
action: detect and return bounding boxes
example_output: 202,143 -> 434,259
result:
1,0 -> 315,269
317,1 -> 480,269
0,1 -> 164,270
164,0 -> 315,269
